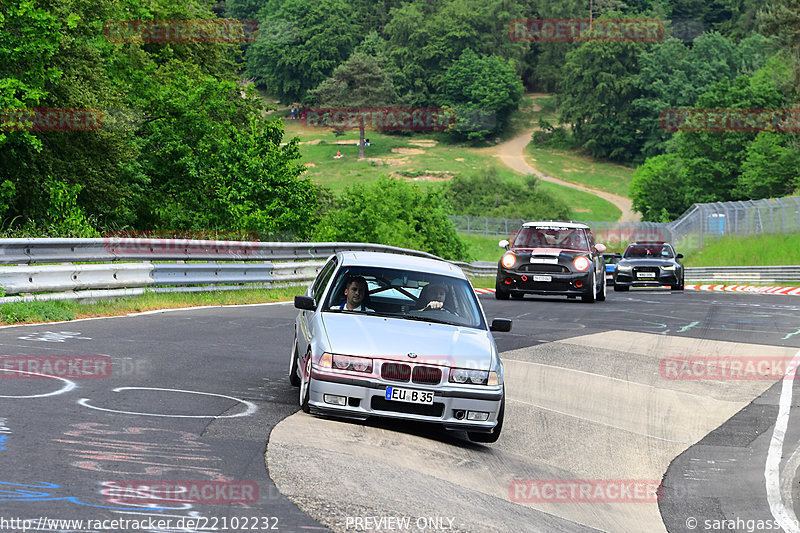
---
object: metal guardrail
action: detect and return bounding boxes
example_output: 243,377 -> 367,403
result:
0,239 -> 493,303
684,266 -> 800,284
0,238 -> 795,303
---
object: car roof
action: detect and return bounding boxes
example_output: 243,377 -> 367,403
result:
521,221 -> 590,229
336,251 -> 467,279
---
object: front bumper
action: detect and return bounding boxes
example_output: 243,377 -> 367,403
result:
497,268 -> 593,296
308,368 -> 503,433
614,270 -> 681,287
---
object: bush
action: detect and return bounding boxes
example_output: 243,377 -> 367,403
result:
444,168 -> 571,221
313,177 -> 468,261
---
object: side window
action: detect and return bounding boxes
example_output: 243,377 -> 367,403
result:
311,257 -> 338,303
586,230 -> 595,248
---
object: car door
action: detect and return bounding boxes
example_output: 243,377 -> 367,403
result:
297,256 -> 338,361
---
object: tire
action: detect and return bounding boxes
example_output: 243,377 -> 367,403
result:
299,355 -> 311,413
288,335 -> 300,387
597,274 -> 606,302
495,281 -> 510,300
581,272 -> 596,303
468,396 -> 504,443
614,285 -> 629,292
671,279 -> 685,291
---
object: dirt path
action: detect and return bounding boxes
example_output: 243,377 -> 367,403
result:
493,130 -> 640,223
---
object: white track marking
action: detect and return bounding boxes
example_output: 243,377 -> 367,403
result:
0,369 -> 76,398
765,349 -> 800,533
78,387 -> 257,418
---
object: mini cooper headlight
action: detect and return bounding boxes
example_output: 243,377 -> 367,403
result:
573,256 -> 591,271
501,253 -> 517,269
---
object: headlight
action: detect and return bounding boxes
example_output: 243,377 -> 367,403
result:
661,264 -> 676,270
573,256 -> 591,271
330,354 -> 373,373
501,253 -> 516,269
616,265 -> 632,272
449,368 -> 492,385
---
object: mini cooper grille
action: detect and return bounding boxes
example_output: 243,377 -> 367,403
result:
412,365 -> 442,385
381,362 -> 411,382
518,263 -> 569,274
371,396 -> 445,417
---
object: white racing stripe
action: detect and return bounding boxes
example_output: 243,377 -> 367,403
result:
765,349 -> 800,533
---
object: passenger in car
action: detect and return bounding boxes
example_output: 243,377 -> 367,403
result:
335,276 -> 374,312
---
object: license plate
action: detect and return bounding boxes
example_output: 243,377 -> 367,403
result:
637,272 -> 656,278
385,387 -> 434,405
533,275 -> 552,282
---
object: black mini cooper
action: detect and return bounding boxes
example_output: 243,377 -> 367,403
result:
495,222 -> 607,303
613,242 -> 684,291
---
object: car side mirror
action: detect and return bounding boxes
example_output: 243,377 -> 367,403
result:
498,239 -> 509,249
490,318 -> 512,332
294,295 -> 316,310
595,243 -> 607,253
676,253 -> 684,259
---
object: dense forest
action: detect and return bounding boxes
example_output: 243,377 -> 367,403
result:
2,0 -> 799,257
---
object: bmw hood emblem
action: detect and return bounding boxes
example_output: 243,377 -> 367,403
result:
407,352 -> 418,359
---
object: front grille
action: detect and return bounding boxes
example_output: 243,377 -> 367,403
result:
412,365 -> 442,385
518,263 -> 569,273
633,266 -> 659,274
371,396 -> 445,417
381,362 -> 411,382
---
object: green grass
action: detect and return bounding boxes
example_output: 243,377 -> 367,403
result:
0,286 -> 306,325
461,233 -> 506,263
682,234 -> 800,267
537,180 -> 622,222
524,145 -> 635,198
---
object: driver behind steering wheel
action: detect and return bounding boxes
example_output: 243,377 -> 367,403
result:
417,283 -> 448,311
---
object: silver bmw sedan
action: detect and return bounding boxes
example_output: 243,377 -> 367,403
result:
289,251 -> 511,443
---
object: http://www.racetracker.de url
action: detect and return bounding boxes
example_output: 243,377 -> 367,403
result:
0,515 -> 281,531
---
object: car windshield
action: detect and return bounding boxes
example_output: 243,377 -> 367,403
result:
513,226 -> 590,251
323,266 -> 486,330
624,244 -> 675,258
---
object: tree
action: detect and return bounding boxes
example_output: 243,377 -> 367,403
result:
558,35 -> 647,162
737,132 -> 800,199
310,52 -> 398,159
441,49 -> 524,140
244,0 -> 361,103
629,153 -> 690,221
313,178 -> 468,261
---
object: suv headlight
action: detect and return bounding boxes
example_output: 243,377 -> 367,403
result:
616,265 -> 632,272
661,264 -> 676,270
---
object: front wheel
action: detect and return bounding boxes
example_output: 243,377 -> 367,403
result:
468,396 -> 504,443
288,336 -> 300,387
299,355 -> 312,413
495,281 -> 510,300
597,275 -> 606,302
581,272 -> 597,303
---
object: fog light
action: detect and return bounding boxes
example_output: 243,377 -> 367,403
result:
323,394 -> 346,406
467,411 -> 489,421
575,280 -> 583,288
504,277 -> 512,285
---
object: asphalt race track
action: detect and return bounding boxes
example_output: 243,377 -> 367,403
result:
0,288 -> 799,533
